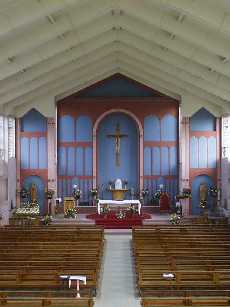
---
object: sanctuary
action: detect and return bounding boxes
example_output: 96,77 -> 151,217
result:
1,73 -> 225,224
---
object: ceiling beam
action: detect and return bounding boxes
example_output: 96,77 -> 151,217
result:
0,0 -> 83,38
119,14 -> 230,79
117,53 -> 228,107
147,0 -> 230,37
0,30 -> 116,96
0,44 -> 118,105
0,14 -> 114,80
0,1 -> 113,67
5,54 -> 119,110
121,0 -> 230,59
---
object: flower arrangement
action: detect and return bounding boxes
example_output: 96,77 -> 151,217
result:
176,188 -> 192,200
116,209 -> 126,220
45,189 -> 54,200
101,204 -> 110,214
43,214 -> 52,225
14,202 -> 40,217
72,188 -> 81,200
20,188 -> 29,199
170,213 -> 181,225
129,204 -> 138,214
140,188 -> 149,198
65,207 -> 77,218
209,186 -> 218,198
90,188 -> 98,198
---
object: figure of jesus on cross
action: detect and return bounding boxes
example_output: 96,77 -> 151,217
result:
107,123 -> 128,166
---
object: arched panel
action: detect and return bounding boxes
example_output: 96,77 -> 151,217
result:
59,115 -> 74,142
152,147 -> 160,175
161,147 -> 169,175
190,136 -> 198,168
30,137 -> 38,169
20,137 -> 29,169
98,112 -> 138,199
170,146 -> 177,175
21,109 -> 47,132
38,137 -> 47,169
208,137 -> 217,168
199,137 -> 208,168
58,147 -> 66,175
85,147 -> 93,176
76,116 -> 92,142
76,147 -> 84,176
144,115 -> 160,141
144,147 -> 151,175
67,147 -> 75,176
161,114 -> 177,141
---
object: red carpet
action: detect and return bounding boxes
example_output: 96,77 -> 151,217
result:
86,211 -> 152,229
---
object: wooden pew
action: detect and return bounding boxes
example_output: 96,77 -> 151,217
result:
0,297 -> 94,307
133,225 -> 230,300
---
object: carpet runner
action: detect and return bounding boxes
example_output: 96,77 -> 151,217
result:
86,212 -> 151,229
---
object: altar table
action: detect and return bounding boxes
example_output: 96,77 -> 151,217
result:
97,199 -> 141,215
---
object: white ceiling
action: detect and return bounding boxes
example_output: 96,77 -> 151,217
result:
1,0 -> 230,114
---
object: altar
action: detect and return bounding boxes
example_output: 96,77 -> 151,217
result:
97,199 -> 141,215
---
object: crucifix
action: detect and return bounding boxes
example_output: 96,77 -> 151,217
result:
107,123 -> 128,166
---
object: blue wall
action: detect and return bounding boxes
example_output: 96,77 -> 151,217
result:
190,108 -> 216,132
98,113 -> 138,199
58,115 -> 93,203
21,109 -> 47,132
20,109 -> 47,170
143,113 -> 178,201
76,74 -> 157,97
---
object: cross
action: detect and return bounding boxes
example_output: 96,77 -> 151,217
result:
107,123 -> 128,166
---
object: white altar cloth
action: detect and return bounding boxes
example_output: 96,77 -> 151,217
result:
97,199 -> 141,215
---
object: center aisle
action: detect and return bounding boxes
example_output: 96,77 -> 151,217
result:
94,232 -> 141,307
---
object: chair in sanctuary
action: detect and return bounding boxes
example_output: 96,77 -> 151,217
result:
159,192 -> 170,212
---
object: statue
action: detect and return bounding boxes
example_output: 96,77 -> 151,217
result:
30,183 -> 37,203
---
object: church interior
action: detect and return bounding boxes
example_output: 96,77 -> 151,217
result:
0,0 -> 230,306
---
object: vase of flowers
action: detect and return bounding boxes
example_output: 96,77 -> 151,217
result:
43,214 -> 52,225
209,186 -> 218,198
116,208 -> 126,220
20,188 -> 29,200
72,186 -> 81,202
170,213 -> 181,225
65,208 -> 77,218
